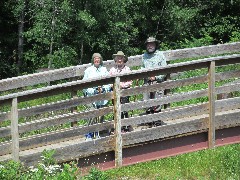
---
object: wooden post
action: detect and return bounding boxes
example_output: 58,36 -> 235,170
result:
71,76 -> 79,127
71,89 -> 78,127
113,76 -> 122,167
208,61 -> 216,148
10,98 -> 20,161
164,71 -> 171,109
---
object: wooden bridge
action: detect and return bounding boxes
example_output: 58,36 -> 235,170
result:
0,42 -> 240,171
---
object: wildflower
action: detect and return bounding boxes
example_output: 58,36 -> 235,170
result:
29,166 -> 38,173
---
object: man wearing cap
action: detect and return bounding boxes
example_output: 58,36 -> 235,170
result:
142,37 -> 167,118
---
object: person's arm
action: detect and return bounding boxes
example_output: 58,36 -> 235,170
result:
102,67 -> 112,92
120,66 -> 132,88
83,67 -> 95,96
155,52 -> 167,82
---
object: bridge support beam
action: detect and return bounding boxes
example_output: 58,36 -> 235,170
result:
10,97 -> 19,161
208,61 -> 216,148
113,76 -> 122,167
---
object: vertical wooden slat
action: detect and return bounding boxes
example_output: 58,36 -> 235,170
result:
11,97 -> 20,161
71,77 -> 79,127
164,71 -> 171,109
71,89 -> 78,127
113,76 -> 122,167
208,61 -> 216,148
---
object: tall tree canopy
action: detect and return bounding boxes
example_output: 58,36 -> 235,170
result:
0,0 -> 239,79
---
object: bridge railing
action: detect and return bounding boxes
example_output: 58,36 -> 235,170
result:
0,42 -> 240,93
0,52 -> 239,167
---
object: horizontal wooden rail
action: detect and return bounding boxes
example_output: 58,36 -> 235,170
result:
0,42 -> 239,92
0,69 -> 239,123
1,54 -> 239,106
1,108 -> 239,166
1,96 -> 239,156
0,106 -> 113,138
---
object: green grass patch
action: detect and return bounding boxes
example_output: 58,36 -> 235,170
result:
104,143 -> 240,180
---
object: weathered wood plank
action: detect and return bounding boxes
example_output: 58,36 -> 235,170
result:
215,70 -> 240,81
163,42 -> 240,61
0,106 -> 113,138
1,69 -> 239,123
11,98 -> 19,161
1,54 -> 239,106
0,66 -> 78,92
2,82 -> 238,138
0,120 -> 114,156
122,75 -> 207,97
120,54 -> 240,82
1,108 -> 239,166
122,109 -> 240,146
1,96 -> 239,156
121,97 -> 240,127
113,76 -> 122,167
0,93 -> 113,123
208,61 -> 216,148
216,82 -> 240,94
122,89 -> 209,111
123,69 -> 240,97
122,82 -> 240,112
70,88 -> 78,127
2,136 -> 115,166
1,42 -> 238,92
0,76 -> 115,105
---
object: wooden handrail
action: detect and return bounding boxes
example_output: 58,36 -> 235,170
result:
1,54 -> 239,105
0,42 -> 239,92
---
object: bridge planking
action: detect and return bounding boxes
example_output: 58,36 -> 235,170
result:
0,97 -> 239,156
0,108 -> 239,166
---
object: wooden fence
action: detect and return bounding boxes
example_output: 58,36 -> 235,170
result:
0,42 -> 240,170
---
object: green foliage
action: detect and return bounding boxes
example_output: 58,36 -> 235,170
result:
0,149 -> 80,180
41,149 -> 56,166
1,0 -> 240,77
83,167 -> 110,180
230,30 -> 240,42
105,144 -> 240,179
0,160 -> 23,180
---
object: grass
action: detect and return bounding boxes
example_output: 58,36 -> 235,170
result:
103,143 -> 240,180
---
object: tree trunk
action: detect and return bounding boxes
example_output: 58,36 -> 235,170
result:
79,41 -> 83,65
17,1 -> 25,75
48,0 -> 56,69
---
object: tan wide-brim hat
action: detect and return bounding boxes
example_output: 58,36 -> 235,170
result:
112,51 -> 128,62
144,37 -> 160,46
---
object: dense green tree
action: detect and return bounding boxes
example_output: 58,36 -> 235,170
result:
23,0 -> 77,71
0,1 -> 18,79
0,0 -> 239,79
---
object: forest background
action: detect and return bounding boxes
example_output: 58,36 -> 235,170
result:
0,0 -> 240,79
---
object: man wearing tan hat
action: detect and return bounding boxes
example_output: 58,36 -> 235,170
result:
141,37 -> 167,125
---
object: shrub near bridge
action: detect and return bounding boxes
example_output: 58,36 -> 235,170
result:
0,144 -> 239,179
